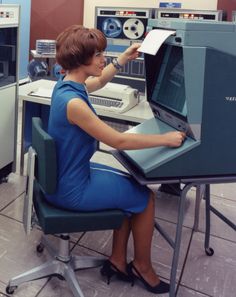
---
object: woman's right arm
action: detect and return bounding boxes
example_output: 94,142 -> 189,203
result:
67,98 -> 185,150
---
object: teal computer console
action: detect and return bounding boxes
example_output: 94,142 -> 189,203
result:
121,20 -> 236,179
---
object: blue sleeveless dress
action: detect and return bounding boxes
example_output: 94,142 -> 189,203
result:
45,79 -> 149,214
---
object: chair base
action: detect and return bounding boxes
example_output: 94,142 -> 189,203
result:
7,234 -> 105,297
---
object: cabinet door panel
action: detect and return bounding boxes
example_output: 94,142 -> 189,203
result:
0,86 -> 16,169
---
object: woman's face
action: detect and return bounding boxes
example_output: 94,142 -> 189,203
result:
84,51 -> 106,76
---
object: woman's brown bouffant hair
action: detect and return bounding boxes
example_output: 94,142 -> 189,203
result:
56,25 -> 107,71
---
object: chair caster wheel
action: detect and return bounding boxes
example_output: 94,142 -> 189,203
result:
205,247 -> 214,256
6,285 -> 17,294
36,243 -> 44,253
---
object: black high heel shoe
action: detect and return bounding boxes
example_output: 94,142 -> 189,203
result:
100,260 -> 132,285
126,261 -> 170,294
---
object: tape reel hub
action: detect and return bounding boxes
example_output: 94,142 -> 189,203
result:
123,18 -> 145,39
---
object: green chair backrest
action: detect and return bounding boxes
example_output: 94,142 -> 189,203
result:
32,117 -> 57,194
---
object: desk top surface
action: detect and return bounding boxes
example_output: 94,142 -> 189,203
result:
19,79 -> 153,123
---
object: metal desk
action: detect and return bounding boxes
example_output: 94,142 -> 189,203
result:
112,150 -> 236,297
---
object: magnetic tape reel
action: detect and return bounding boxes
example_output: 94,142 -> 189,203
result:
96,7 -> 152,41
123,18 -> 145,39
102,18 -> 122,38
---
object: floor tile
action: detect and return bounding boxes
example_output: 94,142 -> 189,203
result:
153,188 -> 236,242
0,281 -> 8,297
210,183 -> 236,202
153,187 -> 197,228
79,219 -> 192,281
1,194 -> 24,222
0,216 -> 48,296
181,232 -> 236,297
151,220 -> 193,280
196,196 -> 236,242
0,281 -> 11,297
0,174 -> 26,211
177,285 -> 211,296
76,229 -> 113,256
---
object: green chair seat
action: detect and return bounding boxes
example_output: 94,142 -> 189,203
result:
33,183 -> 125,234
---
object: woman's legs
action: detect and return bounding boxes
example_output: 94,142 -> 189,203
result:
105,190 -> 169,293
109,217 -> 131,273
109,190 -> 159,285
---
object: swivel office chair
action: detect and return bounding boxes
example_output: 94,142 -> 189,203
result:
6,117 -> 125,297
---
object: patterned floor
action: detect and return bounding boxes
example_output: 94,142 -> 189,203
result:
0,149 -> 235,297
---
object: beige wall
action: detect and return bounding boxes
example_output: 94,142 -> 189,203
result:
83,0 -> 218,27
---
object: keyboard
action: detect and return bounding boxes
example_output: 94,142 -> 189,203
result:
89,82 -> 139,113
90,95 -> 125,112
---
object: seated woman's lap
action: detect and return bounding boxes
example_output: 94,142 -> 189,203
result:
77,162 -> 150,214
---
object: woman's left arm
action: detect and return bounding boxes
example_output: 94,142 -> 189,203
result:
86,43 -> 141,93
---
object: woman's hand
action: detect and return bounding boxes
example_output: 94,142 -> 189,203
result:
117,43 -> 141,65
162,131 -> 186,147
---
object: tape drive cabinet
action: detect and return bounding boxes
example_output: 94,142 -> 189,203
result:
96,7 -> 152,40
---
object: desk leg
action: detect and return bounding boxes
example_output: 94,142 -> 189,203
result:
169,183 -> 192,297
204,184 -> 210,250
20,100 -> 26,175
204,184 -> 215,256
204,183 -> 236,257
193,184 -> 205,231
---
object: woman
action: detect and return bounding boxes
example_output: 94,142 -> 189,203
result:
46,25 -> 185,294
